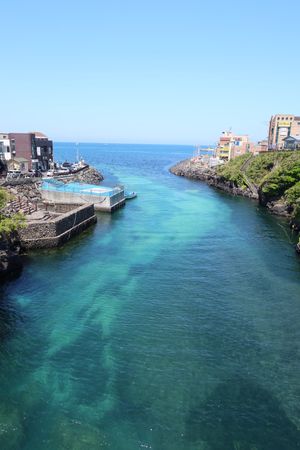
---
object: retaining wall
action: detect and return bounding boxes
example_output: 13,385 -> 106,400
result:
41,189 -> 125,211
18,204 -> 97,249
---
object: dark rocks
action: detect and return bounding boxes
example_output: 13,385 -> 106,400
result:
2,180 -> 42,216
55,166 -> 104,185
170,159 -> 258,199
0,235 -> 22,280
266,201 -> 292,217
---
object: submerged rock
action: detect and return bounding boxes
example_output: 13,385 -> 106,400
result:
0,405 -> 24,449
49,417 -> 108,449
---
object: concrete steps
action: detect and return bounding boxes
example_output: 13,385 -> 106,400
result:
7,198 -> 37,216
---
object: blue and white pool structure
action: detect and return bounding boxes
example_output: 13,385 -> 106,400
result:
41,179 -> 126,212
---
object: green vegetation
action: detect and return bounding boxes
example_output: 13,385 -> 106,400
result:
285,182 -> 300,224
0,188 -> 25,236
217,151 -> 300,217
217,154 -> 250,188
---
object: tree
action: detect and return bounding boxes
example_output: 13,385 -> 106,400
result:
0,188 -> 25,236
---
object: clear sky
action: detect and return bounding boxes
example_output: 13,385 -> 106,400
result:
1,0 -> 300,144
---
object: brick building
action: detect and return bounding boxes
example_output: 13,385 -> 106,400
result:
7,132 -> 53,171
268,114 -> 300,150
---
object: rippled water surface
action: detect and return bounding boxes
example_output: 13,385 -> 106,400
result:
1,143 -> 300,450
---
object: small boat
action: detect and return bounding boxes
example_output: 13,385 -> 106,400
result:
125,191 -> 137,200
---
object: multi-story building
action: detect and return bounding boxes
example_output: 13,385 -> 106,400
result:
8,132 -> 53,171
0,132 -> 12,161
33,132 -> 54,171
216,131 -> 253,161
268,114 -> 300,150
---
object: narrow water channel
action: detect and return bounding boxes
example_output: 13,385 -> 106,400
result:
1,144 -> 300,450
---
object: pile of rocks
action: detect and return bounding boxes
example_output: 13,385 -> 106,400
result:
55,166 -> 104,185
1,180 -> 42,216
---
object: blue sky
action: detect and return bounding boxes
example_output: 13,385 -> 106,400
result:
1,0 -> 300,144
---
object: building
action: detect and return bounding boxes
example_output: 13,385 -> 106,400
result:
7,157 -> 30,173
268,114 -> 300,150
252,139 -> 268,155
32,132 -> 54,171
0,132 -> 12,161
8,132 -> 53,171
283,135 -> 300,150
216,131 -> 253,161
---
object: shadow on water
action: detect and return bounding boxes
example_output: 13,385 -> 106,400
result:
186,376 -> 300,450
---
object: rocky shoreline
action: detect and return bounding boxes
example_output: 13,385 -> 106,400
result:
0,234 -> 23,280
170,158 -> 300,252
170,159 -> 258,199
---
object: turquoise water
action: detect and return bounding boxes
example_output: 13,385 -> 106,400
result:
1,143 -> 300,450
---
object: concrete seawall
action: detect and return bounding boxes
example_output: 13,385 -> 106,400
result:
18,204 -> 97,249
41,187 -> 125,212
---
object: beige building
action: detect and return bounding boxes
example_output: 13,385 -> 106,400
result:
216,131 -> 253,161
268,114 -> 300,150
252,139 -> 268,155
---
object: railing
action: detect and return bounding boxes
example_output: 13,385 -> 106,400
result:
41,181 -> 124,198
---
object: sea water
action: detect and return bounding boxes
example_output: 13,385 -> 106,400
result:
0,143 -> 300,450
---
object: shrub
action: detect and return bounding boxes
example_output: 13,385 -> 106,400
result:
0,188 -> 26,237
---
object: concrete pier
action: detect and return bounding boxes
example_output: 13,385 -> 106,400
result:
18,203 -> 97,249
41,180 -> 125,212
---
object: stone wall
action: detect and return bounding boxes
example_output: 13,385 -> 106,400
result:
18,204 -> 97,249
1,179 -> 42,215
44,203 -> 84,213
